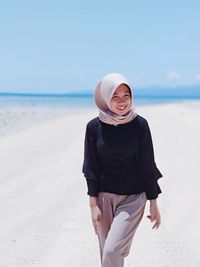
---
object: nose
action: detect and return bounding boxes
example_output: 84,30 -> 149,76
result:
117,98 -> 125,104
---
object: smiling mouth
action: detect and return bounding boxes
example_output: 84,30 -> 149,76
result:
117,106 -> 126,110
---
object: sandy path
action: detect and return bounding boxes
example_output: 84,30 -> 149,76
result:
0,102 -> 200,266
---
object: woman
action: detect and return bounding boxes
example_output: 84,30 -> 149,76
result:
82,73 -> 162,267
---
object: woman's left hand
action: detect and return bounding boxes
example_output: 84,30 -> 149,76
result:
147,199 -> 161,229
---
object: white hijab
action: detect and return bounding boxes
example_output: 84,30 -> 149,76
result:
94,73 -> 137,126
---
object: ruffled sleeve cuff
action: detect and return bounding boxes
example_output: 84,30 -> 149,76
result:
145,180 -> 162,199
143,163 -> 163,199
86,179 -> 100,197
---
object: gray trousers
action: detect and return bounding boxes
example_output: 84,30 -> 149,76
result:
97,192 -> 147,267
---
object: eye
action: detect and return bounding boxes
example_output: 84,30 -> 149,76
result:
112,96 -> 118,100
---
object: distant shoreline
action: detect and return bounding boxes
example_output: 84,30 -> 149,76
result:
0,92 -> 200,99
0,92 -> 93,97
0,93 -> 200,110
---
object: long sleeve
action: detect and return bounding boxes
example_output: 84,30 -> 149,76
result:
82,122 -> 101,196
139,118 -> 162,200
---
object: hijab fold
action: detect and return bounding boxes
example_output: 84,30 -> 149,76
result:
94,73 -> 137,126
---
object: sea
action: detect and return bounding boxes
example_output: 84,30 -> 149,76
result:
0,92 -> 199,136
0,93 -> 200,110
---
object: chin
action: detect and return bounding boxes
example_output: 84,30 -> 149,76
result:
117,105 -> 131,114
116,110 -> 129,116
111,106 -> 131,115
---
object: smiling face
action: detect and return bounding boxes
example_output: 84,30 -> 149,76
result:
110,84 -> 132,115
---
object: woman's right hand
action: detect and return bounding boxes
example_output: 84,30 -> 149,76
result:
90,205 -> 101,235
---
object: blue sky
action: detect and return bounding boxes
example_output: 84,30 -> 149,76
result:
0,0 -> 200,93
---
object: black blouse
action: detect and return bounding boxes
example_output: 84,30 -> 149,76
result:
82,115 -> 162,200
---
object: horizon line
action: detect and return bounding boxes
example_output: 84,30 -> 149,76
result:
0,92 -> 200,99
0,92 -> 93,97
0,83 -> 200,96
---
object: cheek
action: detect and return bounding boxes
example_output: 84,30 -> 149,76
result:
124,99 -> 131,106
110,101 -> 116,109
127,98 -> 131,106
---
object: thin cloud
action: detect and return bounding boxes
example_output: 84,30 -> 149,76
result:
80,74 -> 87,79
168,72 -> 180,82
194,74 -> 200,83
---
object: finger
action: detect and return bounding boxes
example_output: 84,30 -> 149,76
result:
94,224 -> 98,234
152,219 -> 161,229
152,222 -> 158,229
147,215 -> 152,221
93,220 -> 100,235
147,215 -> 156,222
93,222 -> 97,234
93,215 -> 101,224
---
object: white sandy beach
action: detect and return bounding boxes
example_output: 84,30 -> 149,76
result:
0,100 -> 200,267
